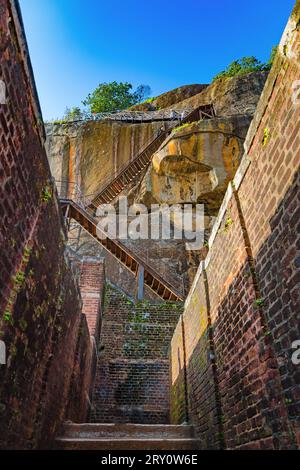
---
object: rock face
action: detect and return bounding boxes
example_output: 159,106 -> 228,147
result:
46,118 -> 190,299
134,115 -> 252,214
46,72 -> 267,205
132,71 -> 268,215
45,71 -> 267,298
130,84 -> 208,111
46,120 -> 164,199
168,71 -> 269,116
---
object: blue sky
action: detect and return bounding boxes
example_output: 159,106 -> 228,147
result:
19,0 -> 295,120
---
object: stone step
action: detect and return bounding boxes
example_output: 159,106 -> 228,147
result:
55,437 -> 199,451
55,423 -> 199,450
61,423 -> 195,440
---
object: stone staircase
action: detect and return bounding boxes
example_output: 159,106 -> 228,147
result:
55,423 -> 199,450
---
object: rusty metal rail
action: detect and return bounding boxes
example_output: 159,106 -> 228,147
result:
49,108 -> 192,124
89,128 -> 170,207
56,104 -> 215,301
60,198 -> 184,302
182,103 -> 215,123
89,104 -> 215,208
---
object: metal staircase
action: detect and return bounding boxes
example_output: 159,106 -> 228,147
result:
57,104 -> 215,302
90,129 -> 170,207
88,104 -> 215,208
60,198 -> 184,302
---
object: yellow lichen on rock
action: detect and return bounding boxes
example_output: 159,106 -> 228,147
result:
136,116 -> 252,212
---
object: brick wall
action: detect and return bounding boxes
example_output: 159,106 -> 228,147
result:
65,315 -> 95,425
66,256 -> 105,425
72,256 -> 105,341
91,283 -> 183,424
65,256 -> 104,425
0,0 -> 102,449
170,1 -> 300,450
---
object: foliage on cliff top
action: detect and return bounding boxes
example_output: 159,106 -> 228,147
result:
63,106 -> 84,121
82,81 -> 151,113
141,97 -> 156,104
212,49 -> 277,82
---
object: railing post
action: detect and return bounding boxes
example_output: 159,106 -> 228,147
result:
136,264 -> 144,301
64,203 -> 70,232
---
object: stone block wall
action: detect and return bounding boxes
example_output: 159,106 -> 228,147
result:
170,2 -> 300,450
0,0 -> 102,449
91,283 -> 183,424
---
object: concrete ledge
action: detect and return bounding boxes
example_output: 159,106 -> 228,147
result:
233,153 -> 252,190
243,2 -> 299,155
208,182 -> 233,250
184,261 -> 204,309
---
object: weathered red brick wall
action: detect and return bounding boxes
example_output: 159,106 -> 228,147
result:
237,1 -> 300,447
78,257 -> 104,340
171,264 -> 221,448
65,315 -> 95,425
170,1 -> 300,450
91,283 -> 183,424
66,257 -> 105,424
170,318 -> 187,425
0,0 -> 101,449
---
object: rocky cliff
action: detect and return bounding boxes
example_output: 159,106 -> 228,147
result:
46,71 -> 268,298
166,71 -> 268,115
134,115 -> 252,214
130,84 -> 208,111
132,71 -> 268,210
46,120 -> 164,199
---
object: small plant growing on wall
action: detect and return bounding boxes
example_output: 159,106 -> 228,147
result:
254,297 -> 265,307
262,127 -> 270,146
41,187 -> 52,202
224,216 -> 233,233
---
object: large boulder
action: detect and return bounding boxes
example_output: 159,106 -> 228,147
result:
134,115 -> 252,214
167,70 -> 269,117
130,84 -> 208,111
133,71 -> 268,214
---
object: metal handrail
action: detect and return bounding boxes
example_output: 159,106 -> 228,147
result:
48,108 -> 193,124
60,197 -> 184,301
87,104 -> 215,206
89,128 -> 171,205
54,104 -> 215,208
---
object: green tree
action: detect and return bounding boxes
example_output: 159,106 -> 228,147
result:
82,81 -> 151,113
63,106 -> 84,121
212,48 -> 277,82
133,84 -> 151,103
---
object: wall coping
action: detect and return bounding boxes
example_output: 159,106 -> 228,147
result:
243,1 -> 298,156
184,261 -> 204,309
184,2 -> 300,308
80,256 -> 105,265
9,0 -> 46,143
